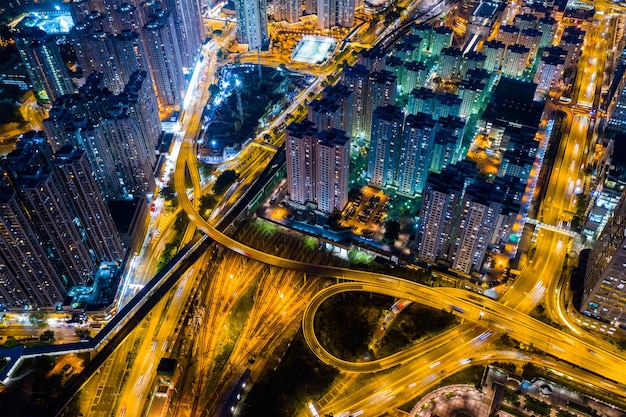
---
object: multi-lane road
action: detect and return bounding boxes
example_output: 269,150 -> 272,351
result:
12,2 -> 621,416
167,6 -> 626,417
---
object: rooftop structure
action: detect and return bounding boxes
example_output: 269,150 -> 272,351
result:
291,36 -> 337,64
13,10 -> 74,34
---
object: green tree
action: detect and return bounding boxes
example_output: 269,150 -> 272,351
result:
160,185 -> 176,201
75,328 -> 91,340
39,330 -> 55,343
383,220 -> 401,243
173,210 -> 189,234
30,312 -> 48,327
213,169 -> 238,195
199,194 -> 218,215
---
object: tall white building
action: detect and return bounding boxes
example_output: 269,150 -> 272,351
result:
316,130 -> 351,213
397,113 -> 437,196
286,121 -> 350,213
449,182 -> 503,274
234,0 -> 269,51
367,105 -> 404,188
501,44 -> 529,78
415,161 -> 478,264
275,0 -> 302,23
15,27 -> 75,103
317,0 -> 355,30
582,190 -> 626,334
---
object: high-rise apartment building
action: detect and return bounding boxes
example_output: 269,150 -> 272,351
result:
123,70 -> 162,154
113,1 -> 147,33
538,16 -> 557,48
438,47 -> 464,80
410,23 -> 433,56
582,190 -> 626,334
233,0 -> 269,51
71,23 -> 147,94
44,72 -> 159,201
402,61 -> 429,94
341,64 -> 370,137
518,28 -> 542,60
164,0 -> 204,69
285,121 -> 350,213
0,144 -> 94,308
69,0 -> 204,108
274,0 -> 302,23
307,84 -> 354,134
408,89 -> 461,120
513,13 -> 537,30
560,26 -> 585,69
464,51 -> 486,73
317,0 -> 355,30
534,52 -> 565,96
143,9 -> 186,107
449,181 -> 504,274
415,163 -> 474,263
501,44 -> 529,78
305,0 -> 318,15
430,115 -> 465,172
458,78 -> 486,118
495,24 -> 519,46
315,130 -> 350,213
367,105 -> 404,188
364,70 -> 397,140
481,40 -> 506,72
397,113 -> 437,196
416,158 -> 524,273
52,145 -> 124,262
14,27 -> 75,103
0,187 -> 66,310
429,26 -> 453,57
0,135 -> 123,311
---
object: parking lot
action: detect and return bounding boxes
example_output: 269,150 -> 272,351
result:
340,186 -> 389,238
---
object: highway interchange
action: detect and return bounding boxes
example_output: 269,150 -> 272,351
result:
2,0 -> 623,415
169,2 -> 626,416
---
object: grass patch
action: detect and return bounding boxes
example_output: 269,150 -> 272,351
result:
213,341 -> 235,378
439,365 -> 485,388
314,293 -> 392,361
228,276 -> 259,340
398,398 -> 417,413
530,304 -> 564,331
256,218 -> 278,234
501,404 -> 527,417
504,387 -> 519,403
206,270 -> 261,388
376,305 -> 458,359
2,338 -> 19,348
303,236 -> 317,249
242,329 -> 338,417
348,248 -> 374,264
524,395 -> 550,416
492,362 -> 517,374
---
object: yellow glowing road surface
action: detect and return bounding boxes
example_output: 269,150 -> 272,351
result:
78,4 -> 626,417
174,135 -> 626,414
572,16 -> 611,109
541,114 -> 589,227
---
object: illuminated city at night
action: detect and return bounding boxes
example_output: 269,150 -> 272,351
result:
0,0 -> 626,415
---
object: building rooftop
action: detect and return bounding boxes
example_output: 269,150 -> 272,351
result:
473,1 -> 499,19
291,36 -> 337,65
13,10 -> 74,34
